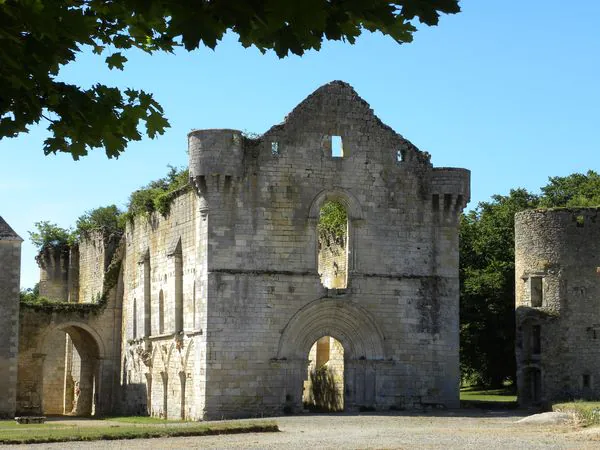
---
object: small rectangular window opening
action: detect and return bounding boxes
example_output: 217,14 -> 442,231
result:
396,150 -> 403,164
532,325 -> 541,354
271,141 -> 279,156
331,135 -> 343,158
530,277 -> 543,307
583,374 -> 591,388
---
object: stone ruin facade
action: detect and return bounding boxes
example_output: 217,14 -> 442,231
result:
0,81 -> 471,419
515,208 -> 600,405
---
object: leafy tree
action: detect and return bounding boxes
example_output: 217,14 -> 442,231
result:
540,170 -> 600,208
318,201 -> 347,246
0,1 -> 460,159
460,171 -> 600,387
20,283 -> 40,302
460,189 -> 539,387
28,220 -> 75,250
76,204 -> 126,237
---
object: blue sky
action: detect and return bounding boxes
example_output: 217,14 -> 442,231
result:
2,0 -> 599,289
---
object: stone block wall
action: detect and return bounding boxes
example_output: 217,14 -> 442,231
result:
0,217 -> 22,418
187,81 -> 469,418
515,208 -> 600,405
119,189 -> 207,419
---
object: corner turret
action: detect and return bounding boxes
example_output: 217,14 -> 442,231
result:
188,129 -> 245,194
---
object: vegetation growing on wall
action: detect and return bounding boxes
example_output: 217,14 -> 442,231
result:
125,165 -> 190,219
76,205 -> 125,237
28,221 -> 75,251
460,170 -> 600,388
318,201 -> 347,247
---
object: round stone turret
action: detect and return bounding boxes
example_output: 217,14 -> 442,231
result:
515,208 -> 600,311
188,129 -> 244,191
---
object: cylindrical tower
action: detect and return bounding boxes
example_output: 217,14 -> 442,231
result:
188,129 -> 245,192
515,208 -> 600,405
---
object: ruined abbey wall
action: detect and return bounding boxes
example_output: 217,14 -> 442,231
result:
515,208 -> 600,405
7,81 -> 469,420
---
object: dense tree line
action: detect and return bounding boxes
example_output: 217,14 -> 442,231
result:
460,170 -> 600,387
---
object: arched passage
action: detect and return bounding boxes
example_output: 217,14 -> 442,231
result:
278,298 -> 385,412
39,323 -> 103,416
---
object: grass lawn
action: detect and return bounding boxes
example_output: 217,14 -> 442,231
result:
553,401 -> 600,426
460,386 -> 518,408
0,417 -> 278,444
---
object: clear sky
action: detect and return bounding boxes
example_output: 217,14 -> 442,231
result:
2,0 -> 599,289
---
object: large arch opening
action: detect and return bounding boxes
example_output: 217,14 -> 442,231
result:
303,336 -> 345,412
40,325 -> 101,416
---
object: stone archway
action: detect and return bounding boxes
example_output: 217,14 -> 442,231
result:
277,298 -> 385,412
38,323 -> 103,416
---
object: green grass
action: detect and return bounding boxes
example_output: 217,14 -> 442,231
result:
460,386 -> 517,402
104,416 -> 187,424
460,386 -> 518,408
553,401 -> 600,426
0,418 -> 278,444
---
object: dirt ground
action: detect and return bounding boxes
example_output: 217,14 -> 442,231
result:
9,410 -> 600,449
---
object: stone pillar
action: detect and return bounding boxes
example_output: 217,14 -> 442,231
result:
0,217 -> 23,418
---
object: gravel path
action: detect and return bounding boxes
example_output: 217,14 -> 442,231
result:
9,411 -> 600,449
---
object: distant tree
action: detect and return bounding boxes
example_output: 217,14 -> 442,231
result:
460,170 -> 600,387
0,1 -> 460,159
539,170 -> 600,208
460,189 -> 539,387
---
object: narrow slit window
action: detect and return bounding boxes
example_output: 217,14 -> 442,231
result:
532,325 -> 541,354
530,277 -> 543,307
158,289 -> 165,334
271,141 -> 280,156
331,136 -> 343,158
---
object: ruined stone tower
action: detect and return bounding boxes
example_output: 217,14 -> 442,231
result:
515,208 -> 600,405
0,217 -> 22,418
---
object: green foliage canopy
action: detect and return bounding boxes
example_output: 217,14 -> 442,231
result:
318,201 -> 347,246
28,220 -> 75,250
126,165 -> 189,218
0,0 -> 460,159
460,171 -> 600,387
76,204 -> 125,236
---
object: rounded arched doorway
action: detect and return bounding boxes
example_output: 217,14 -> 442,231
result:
303,336 -> 345,412
278,298 -> 385,413
40,324 -> 102,416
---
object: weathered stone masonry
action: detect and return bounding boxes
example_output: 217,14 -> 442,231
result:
8,81 -> 470,420
0,217 -> 22,418
516,208 -> 600,405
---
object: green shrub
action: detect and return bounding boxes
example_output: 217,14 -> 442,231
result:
126,165 -> 189,218
28,221 -> 75,250
76,205 -> 125,237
